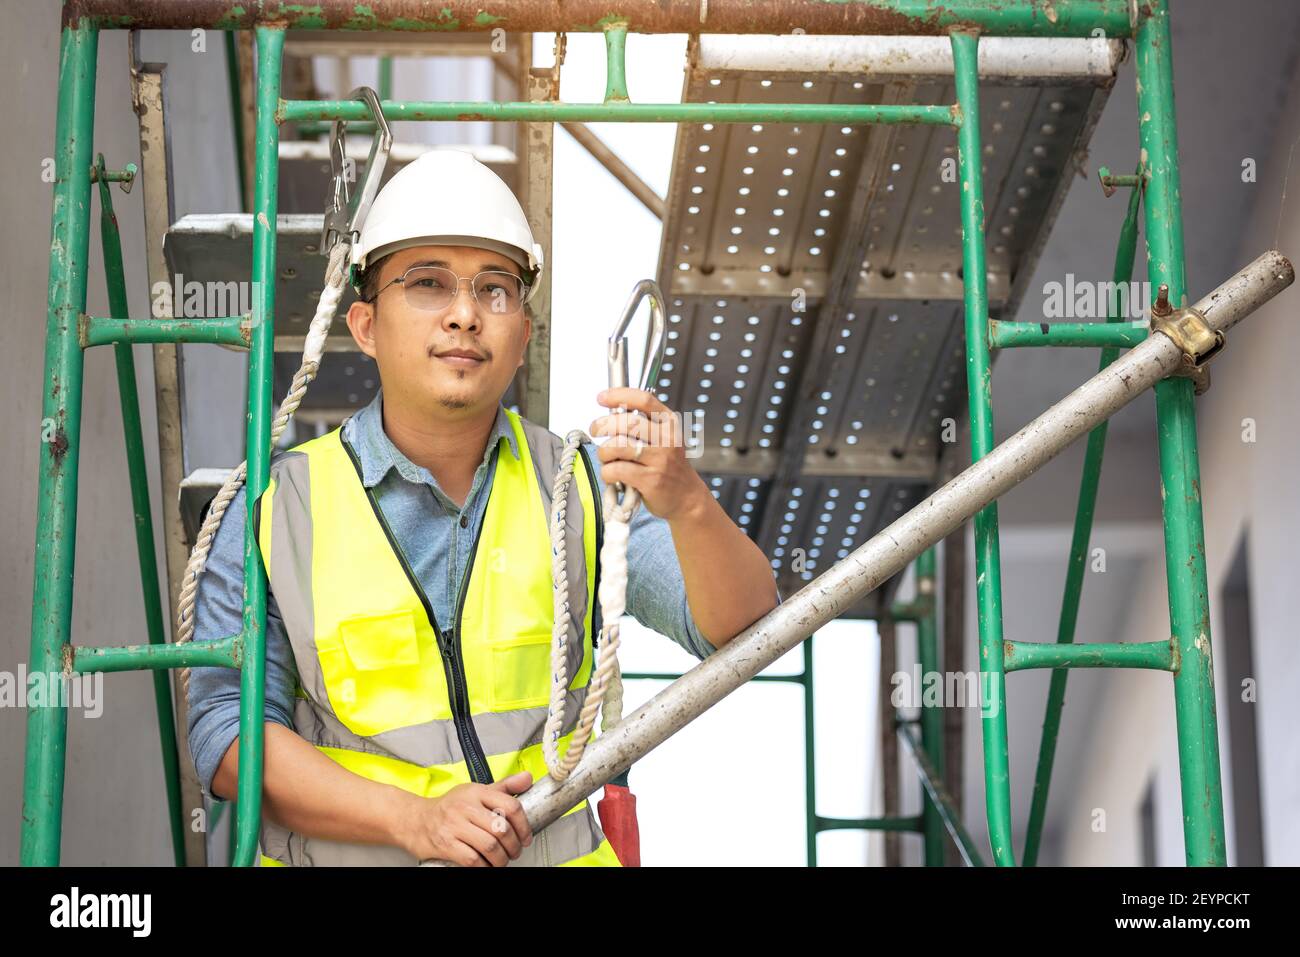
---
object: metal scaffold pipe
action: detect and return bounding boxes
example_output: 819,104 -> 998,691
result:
497,250 -> 1293,853
62,1 -> 1136,38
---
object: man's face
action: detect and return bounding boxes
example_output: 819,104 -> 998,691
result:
345,243 -> 531,418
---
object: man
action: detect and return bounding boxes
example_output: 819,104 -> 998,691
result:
187,148 -> 780,867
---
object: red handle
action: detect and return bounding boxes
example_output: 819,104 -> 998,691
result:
596,784 -> 641,867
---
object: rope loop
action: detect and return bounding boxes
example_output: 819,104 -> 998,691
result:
544,430 -> 633,780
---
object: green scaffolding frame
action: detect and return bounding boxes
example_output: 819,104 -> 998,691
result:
24,0 -> 1226,867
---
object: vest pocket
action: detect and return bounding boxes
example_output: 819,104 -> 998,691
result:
319,609 -> 428,735
338,609 -> 421,670
490,632 -> 556,711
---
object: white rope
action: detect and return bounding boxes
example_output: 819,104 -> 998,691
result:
174,242 -> 350,696
543,429 -> 635,781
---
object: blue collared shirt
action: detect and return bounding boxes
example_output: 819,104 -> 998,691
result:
185,388 -> 720,799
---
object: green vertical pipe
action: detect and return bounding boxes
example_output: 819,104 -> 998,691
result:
801,636 -> 817,867
1135,0 -> 1226,866
913,549 -> 945,866
950,30 -> 1015,867
604,25 -> 629,103
20,20 -> 99,867
1022,168 -> 1143,867
231,25 -> 285,867
378,55 -> 393,100
95,154 -> 186,866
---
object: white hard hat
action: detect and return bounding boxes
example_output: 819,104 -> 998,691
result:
352,148 -> 544,304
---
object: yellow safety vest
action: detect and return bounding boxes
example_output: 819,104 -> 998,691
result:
252,406 -> 622,867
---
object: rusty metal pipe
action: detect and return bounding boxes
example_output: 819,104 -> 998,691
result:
64,1 -> 1135,38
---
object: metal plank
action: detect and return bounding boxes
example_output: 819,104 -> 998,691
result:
693,35 -> 1125,85
162,213 -> 368,418
165,213 -> 337,339
656,36 -> 1118,608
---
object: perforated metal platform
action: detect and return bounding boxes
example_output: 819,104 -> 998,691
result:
655,35 -> 1121,614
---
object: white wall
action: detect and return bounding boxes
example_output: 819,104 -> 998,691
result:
1056,56 -> 1300,867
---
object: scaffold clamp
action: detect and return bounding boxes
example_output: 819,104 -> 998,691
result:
1150,285 -> 1224,394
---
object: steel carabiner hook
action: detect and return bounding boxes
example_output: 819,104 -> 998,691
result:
605,279 -> 668,506
321,86 -> 393,266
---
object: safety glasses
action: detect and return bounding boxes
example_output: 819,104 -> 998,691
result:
365,265 -> 528,315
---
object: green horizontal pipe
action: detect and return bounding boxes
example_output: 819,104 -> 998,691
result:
70,634 -> 241,674
897,723 -> 986,867
90,162 -> 136,184
817,815 -> 924,833
293,121 -> 380,137
72,1 -> 1134,37
889,602 -> 924,622
292,121 -> 338,137
80,315 -> 250,348
1098,165 -> 1143,191
280,99 -> 958,127
1003,638 -> 1175,673
990,320 -> 1149,349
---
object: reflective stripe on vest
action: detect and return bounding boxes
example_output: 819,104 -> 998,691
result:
253,408 -> 621,867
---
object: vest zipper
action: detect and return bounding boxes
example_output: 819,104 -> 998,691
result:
577,444 -> 605,649
448,511 -> 493,785
338,433 -> 494,786
437,624 -> 492,785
